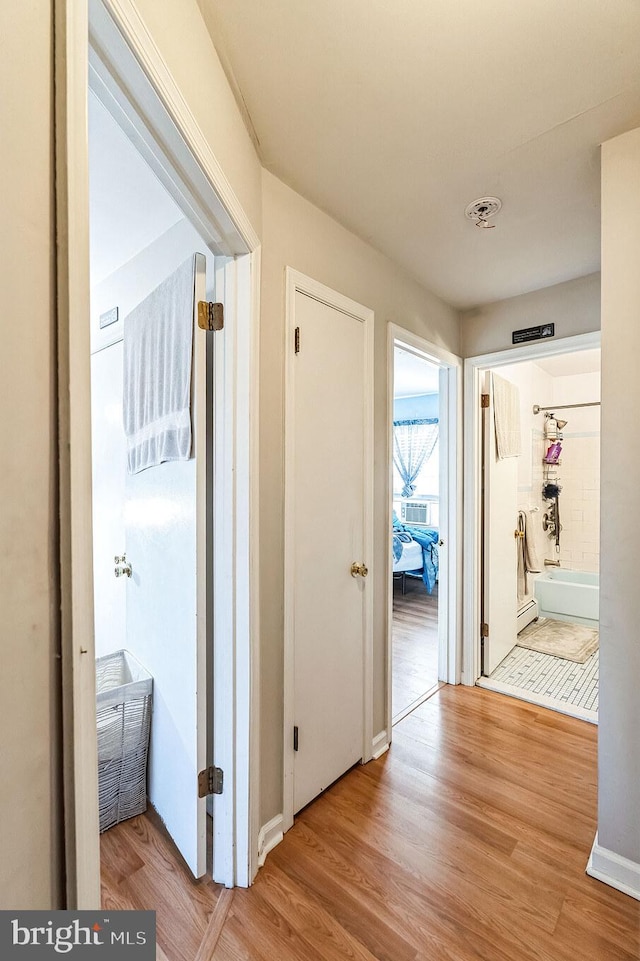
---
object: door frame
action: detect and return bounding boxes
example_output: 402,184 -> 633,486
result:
386,325 -> 462,736
55,0 -> 261,903
282,268 -> 374,833
462,331 -> 601,686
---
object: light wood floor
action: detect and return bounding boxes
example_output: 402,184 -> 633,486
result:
393,579 -> 439,719
101,686 -> 640,961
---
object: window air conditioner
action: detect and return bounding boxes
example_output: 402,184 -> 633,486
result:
401,501 -> 429,526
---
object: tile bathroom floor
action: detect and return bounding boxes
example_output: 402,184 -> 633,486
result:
477,635 -> 599,723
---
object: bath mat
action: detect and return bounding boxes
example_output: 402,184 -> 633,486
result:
516,617 -> 599,663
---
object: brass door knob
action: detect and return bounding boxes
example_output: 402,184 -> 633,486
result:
350,562 -> 368,578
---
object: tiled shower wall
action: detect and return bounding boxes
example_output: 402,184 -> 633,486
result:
494,362 -> 600,575
551,372 -> 601,573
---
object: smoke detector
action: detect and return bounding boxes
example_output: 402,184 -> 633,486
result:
465,196 -> 502,229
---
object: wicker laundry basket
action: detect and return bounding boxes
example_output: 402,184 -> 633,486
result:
96,649 -> 153,833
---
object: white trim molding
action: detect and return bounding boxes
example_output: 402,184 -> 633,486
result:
257,815 -> 284,868
55,0 -> 102,909
371,730 -> 390,760
587,834 -> 640,901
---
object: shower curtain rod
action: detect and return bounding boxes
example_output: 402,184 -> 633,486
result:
532,402 -> 600,414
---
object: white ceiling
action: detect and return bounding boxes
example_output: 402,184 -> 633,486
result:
394,347 -> 440,397
200,0 -> 640,309
88,92 -> 183,285
535,347 -> 601,377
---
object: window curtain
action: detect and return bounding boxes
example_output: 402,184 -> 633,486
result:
393,418 -> 438,497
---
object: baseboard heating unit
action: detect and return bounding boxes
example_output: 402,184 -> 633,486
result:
517,598 -> 539,633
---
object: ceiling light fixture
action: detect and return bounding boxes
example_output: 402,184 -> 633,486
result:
465,196 -> 502,229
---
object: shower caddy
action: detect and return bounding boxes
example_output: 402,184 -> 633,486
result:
532,400 -> 601,557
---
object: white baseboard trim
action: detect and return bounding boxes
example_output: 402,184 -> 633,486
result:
257,814 -> 284,868
371,729 -> 390,760
587,833 -> 640,901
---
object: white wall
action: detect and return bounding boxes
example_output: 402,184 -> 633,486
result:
0,0 -> 63,909
259,170 -> 459,825
461,273 -> 601,358
598,126 -> 640,874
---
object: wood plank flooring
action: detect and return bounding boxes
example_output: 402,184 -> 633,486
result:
101,685 -> 640,961
392,579 -> 439,719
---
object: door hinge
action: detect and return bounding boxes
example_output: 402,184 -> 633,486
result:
481,622 -> 489,637
198,765 -> 223,797
293,726 -> 299,751
294,327 -> 300,354
481,393 -> 490,409
197,301 -> 224,331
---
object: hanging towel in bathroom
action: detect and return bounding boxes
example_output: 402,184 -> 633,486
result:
492,372 -> 521,459
123,256 -> 195,474
517,509 -> 542,604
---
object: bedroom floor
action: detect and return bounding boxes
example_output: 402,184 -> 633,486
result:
477,620 -> 599,724
392,578 -> 439,722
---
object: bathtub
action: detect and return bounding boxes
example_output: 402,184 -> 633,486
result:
534,569 -> 599,628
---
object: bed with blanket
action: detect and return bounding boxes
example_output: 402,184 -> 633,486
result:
392,513 -> 439,594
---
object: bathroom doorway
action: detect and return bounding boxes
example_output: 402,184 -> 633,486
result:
465,337 -> 601,722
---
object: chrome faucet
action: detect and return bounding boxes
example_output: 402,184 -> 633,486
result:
544,559 -> 561,567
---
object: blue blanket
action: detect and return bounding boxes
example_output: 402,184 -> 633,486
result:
392,512 -> 439,592
392,531 -> 412,562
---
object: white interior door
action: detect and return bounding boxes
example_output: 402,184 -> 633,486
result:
289,286 -> 372,816
91,342 -> 127,658
123,253 -> 208,876
483,371 -> 518,674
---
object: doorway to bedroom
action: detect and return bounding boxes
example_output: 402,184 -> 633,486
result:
391,344 -> 443,723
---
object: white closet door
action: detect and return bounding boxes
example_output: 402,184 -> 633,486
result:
291,289 -> 370,815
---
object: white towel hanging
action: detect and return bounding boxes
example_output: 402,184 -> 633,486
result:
492,372 -> 521,459
123,256 -> 195,474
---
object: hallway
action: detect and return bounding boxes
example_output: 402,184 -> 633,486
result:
101,686 -> 639,961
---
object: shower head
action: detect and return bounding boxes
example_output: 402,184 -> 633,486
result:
556,418 -> 568,430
